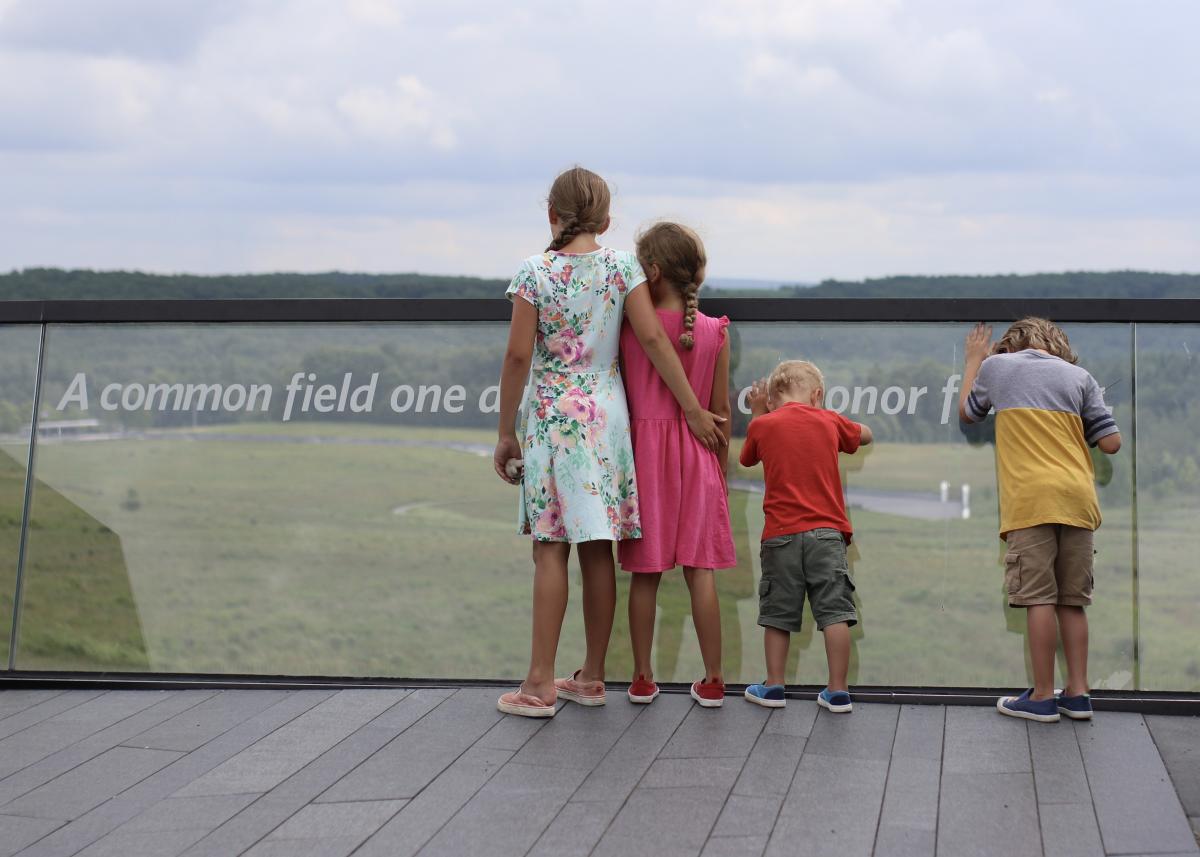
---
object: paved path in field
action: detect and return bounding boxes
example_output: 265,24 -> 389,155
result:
729,479 -> 965,521
0,687 -> 1195,857
40,431 -> 967,522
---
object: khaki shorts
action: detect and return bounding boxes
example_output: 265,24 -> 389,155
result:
1004,524 -> 1094,607
758,528 -> 858,633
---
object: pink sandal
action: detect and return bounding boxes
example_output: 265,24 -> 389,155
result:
497,686 -> 557,718
554,670 -> 606,706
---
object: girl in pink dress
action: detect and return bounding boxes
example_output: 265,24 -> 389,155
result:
618,222 -> 736,708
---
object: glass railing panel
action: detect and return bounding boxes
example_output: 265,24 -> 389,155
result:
0,325 -> 40,668
1059,323 -> 1137,692
722,322 -> 1134,689
1133,323 -> 1200,692
14,322 -> 531,675
10,319 -> 1142,688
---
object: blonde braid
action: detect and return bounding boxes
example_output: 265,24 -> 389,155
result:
546,216 -> 582,252
679,282 -> 699,349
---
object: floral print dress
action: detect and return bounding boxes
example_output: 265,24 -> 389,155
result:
507,248 -> 646,542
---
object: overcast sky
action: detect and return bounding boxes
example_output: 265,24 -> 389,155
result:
1,0 -> 1198,282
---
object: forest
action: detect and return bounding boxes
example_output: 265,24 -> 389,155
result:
3,267 -> 1200,300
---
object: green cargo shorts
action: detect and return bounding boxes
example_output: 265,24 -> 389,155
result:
757,528 -> 858,633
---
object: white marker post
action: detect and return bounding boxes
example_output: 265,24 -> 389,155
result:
961,484 -> 971,519
940,480 -> 950,503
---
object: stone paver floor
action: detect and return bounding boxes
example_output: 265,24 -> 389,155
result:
0,687 -> 1196,857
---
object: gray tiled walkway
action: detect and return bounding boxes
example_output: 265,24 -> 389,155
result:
0,688 -> 1196,857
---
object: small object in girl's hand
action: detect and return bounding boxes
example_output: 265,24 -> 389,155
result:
505,458 -> 524,480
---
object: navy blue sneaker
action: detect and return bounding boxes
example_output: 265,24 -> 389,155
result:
744,684 -> 786,708
997,689 -> 1060,723
818,688 -> 853,713
1056,692 -> 1093,720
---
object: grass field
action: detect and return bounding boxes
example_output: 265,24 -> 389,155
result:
0,448 -> 148,669
5,423 -> 1197,691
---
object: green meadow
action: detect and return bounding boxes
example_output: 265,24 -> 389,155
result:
7,424 -> 1196,692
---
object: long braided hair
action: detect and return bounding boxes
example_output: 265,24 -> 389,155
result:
546,167 -> 611,252
634,222 -> 707,349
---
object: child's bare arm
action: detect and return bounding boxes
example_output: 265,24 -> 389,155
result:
1097,433 -> 1122,454
856,423 -> 874,445
959,322 -> 993,422
709,335 -> 733,475
494,298 -> 536,483
625,286 -> 726,452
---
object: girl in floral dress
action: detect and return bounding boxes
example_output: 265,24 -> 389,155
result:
493,167 -> 727,718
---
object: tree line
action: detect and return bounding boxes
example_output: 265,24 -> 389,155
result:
4,268 -> 1200,300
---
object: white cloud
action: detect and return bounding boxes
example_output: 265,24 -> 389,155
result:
0,0 -> 238,61
336,76 -> 457,149
346,0 -> 405,28
745,56 -> 845,97
0,0 -> 1197,278
1035,87 -> 1072,104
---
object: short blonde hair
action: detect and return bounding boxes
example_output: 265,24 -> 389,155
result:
994,317 -> 1078,365
769,360 -> 824,401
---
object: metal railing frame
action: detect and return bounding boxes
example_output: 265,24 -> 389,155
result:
0,296 -> 1197,711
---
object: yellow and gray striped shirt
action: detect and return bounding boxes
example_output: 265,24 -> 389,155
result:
965,350 -> 1119,537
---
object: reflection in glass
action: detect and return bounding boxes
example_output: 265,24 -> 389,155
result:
1135,324 -> 1200,692
3,318 -> 1175,691
17,323 -> 526,675
0,325 -> 40,669
719,322 -> 1134,690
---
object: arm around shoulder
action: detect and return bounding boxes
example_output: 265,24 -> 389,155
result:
710,334 -> 733,471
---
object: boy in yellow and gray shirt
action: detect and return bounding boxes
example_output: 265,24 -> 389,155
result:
960,318 -> 1122,723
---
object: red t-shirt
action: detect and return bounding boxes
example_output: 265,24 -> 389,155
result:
739,402 -> 862,542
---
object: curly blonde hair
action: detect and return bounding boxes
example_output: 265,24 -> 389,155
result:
545,167 -> 611,252
635,222 -> 707,349
769,360 -> 824,402
994,317 -> 1078,364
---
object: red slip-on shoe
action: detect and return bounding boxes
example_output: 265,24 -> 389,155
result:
627,674 -> 659,704
554,670 -> 606,706
690,677 -> 725,708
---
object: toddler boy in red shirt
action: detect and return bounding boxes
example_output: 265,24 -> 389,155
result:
740,360 -> 873,713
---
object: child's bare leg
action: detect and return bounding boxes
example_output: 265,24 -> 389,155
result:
1057,605 -> 1089,696
683,567 -> 723,682
577,540 -> 616,683
527,541 -> 570,699
628,573 -> 661,679
764,627 -> 790,687
1027,604 -> 1058,700
822,621 -> 851,692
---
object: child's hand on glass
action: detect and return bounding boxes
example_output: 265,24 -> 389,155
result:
964,323 -> 994,365
748,378 -> 770,417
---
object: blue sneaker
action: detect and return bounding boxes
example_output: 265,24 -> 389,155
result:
744,684 -> 786,708
1056,692 -> 1093,720
818,688 -> 853,713
997,689 -> 1060,723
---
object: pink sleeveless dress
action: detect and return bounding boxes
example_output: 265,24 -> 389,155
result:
617,310 -> 737,573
